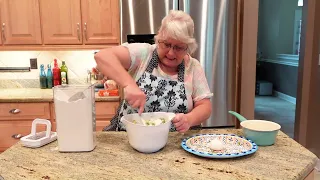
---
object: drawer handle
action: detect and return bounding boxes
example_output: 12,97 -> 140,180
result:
77,23 -> 80,41
2,23 -> 6,43
9,109 -> 20,114
84,23 -> 88,41
12,134 -> 23,139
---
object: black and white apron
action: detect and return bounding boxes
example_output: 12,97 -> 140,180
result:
103,50 -> 188,131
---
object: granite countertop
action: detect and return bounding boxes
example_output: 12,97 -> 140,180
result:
0,88 -> 120,102
0,129 -> 318,180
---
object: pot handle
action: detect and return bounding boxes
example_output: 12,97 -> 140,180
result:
228,111 -> 247,122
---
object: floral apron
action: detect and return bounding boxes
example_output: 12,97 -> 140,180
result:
103,50 -> 188,131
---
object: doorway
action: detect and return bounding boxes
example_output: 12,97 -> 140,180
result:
254,0 -> 303,138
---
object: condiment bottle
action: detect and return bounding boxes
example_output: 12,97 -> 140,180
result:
39,64 -> 47,89
60,61 -> 68,85
47,64 -> 53,89
53,59 -> 61,86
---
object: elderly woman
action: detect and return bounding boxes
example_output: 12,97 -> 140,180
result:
95,10 -> 213,132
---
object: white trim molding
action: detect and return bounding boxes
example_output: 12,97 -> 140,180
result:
277,54 -> 299,61
258,54 -> 299,67
259,58 -> 299,67
273,91 -> 296,104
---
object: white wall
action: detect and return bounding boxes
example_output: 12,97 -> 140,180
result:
258,0 -> 300,59
0,51 -> 97,80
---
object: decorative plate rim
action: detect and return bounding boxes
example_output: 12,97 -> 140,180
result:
181,133 -> 258,159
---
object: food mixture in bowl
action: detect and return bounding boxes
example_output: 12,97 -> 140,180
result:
132,118 -> 167,126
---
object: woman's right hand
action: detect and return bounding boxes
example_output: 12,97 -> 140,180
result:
124,83 -> 146,114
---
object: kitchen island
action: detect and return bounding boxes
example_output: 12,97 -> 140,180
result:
0,129 -> 318,180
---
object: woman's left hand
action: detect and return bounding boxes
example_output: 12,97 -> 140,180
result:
172,113 -> 191,133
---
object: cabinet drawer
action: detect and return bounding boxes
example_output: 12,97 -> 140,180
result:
0,121 -> 46,152
96,121 -> 110,131
95,102 -> 119,120
0,103 -> 50,121
51,120 -> 110,132
50,102 -> 119,120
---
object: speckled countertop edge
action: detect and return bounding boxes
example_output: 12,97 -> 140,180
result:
0,88 -> 120,102
0,130 -> 318,180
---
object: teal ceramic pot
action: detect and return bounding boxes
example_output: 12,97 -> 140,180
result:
242,120 -> 280,146
229,111 -> 281,146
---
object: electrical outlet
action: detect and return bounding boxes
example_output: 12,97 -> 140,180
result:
30,58 -> 38,69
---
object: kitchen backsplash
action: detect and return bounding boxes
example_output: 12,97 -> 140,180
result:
0,51 -> 98,88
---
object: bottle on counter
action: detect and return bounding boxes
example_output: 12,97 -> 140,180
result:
60,61 -> 68,85
53,59 -> 61,86
39,64 -> 47,89
47,64 -> 53,89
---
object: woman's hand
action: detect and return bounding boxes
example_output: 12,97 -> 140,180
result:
124,83 -> 146,114
172,113 -> 191,133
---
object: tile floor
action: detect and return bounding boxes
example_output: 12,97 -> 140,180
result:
254,96 -> 296,138
255,96 -> 320,180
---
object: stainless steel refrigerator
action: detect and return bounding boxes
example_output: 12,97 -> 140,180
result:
120,0 -> 236,127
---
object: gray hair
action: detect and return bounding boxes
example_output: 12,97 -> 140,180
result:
154,10 -> 198,54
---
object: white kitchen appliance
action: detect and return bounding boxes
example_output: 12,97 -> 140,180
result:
20,119 -> 57,148
53,84 -> 96,152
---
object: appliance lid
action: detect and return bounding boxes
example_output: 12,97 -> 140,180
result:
127,34 -> 156,44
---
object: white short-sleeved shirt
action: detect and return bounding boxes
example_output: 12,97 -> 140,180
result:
122,42 -> 213,112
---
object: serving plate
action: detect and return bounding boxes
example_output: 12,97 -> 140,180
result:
181,134 -> 258,158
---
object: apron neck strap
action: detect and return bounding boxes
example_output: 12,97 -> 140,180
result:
145,49 -> 185,82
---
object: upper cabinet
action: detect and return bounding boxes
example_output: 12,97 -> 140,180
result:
0,0 -> 42,45
39,0 -> 119,45
40,0 -> 82,45
81,0 -> 120,44
0,0 -> 120,49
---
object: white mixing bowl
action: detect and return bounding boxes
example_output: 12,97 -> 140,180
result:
120,112 -> 176,153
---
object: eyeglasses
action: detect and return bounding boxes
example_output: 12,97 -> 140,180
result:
158,41 -> 188,54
